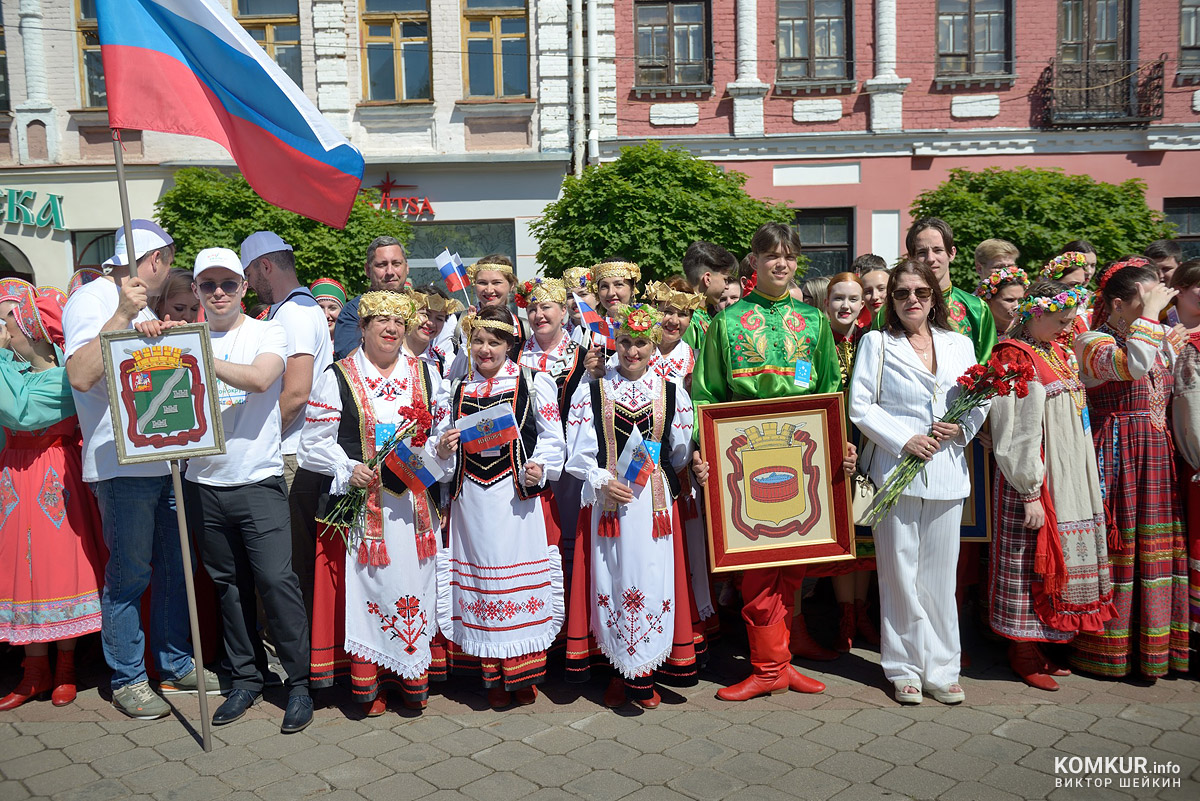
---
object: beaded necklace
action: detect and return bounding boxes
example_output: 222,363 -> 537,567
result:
1021,333 -> 1086,415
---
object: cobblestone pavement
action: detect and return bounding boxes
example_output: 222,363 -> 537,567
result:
2,624 -> 1198,801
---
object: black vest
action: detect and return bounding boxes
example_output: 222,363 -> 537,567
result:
590,379 -> 681,500
450,366 -> 547,501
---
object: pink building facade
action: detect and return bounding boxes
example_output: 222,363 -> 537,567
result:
603,0 -> 1200,272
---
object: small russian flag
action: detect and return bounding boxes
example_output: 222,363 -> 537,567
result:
614,426 -> 661,488
573,293 -> 616,349
457,405 -> 520,454
383,437 -> 446,494
436,250 -> 469,293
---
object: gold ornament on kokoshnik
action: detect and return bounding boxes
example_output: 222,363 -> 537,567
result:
467,259 -> 515,283
359,290 -> 419,328
644,280 -> 705,312
514,277 -> 567,308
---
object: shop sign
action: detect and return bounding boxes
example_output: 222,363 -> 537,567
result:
1,189 -> 66,231
372,172 -> 434,218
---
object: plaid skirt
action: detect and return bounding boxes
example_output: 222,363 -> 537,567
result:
1181,460 -> 1200,634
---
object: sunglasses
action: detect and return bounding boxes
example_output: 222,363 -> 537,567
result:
198,280 -> 242,295
893,287 -> 934,301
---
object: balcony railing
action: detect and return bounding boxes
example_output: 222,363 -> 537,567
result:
1037,55 -> 1165,127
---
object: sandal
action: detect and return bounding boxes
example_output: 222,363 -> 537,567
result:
893,680 -> 922,705
926,683 -> 965,705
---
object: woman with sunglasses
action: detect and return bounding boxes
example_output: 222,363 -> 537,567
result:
849,260 -> 989,706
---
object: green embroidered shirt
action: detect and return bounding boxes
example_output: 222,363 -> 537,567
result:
682,307 -> 712,352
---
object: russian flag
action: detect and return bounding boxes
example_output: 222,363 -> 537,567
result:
97,0 -> 364,228
435,250 -> 469,293
384,438 -> 446,495
573,293 -> 616,349
614,427 -> 661,488
457,405 -> 520,455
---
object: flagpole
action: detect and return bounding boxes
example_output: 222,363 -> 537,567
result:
111,130 -> 139,280
171,461 -> 214,752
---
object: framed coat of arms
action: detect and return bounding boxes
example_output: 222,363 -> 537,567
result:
697,393 -> 855,572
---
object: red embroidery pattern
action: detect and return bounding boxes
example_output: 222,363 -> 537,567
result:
367,595 -> 428,656
460,596 -> 547,621
364,375 -> 408,402
37,468 -> 67,529
538,402 -> 560,421
598,587 -> 671,655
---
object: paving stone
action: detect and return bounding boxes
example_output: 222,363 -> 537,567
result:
416,756 -> 492,790
916,748 -> 995,780
767,767 -> 850,800
126,723 -> 192,749
479,716 -> 549,741
393,715 -> 462,742
613,753 -> 692,784
122,761 -> 199,795
615,723 -> 689,754
826,785 -> 908,801
936,707 -> 1008,735
800,722 -> 875,751
13,722 -> 77,736
1047,786 -> 1133,801
1028,706 -> 1098,733
896,720 -> 969,750
938,781 -> 1024,801
956,732 -> 1033,763
749,710 -> 823,738
1153,731 -> 1200,759
472,740 -> 542,771
841,708 -> 913,737
358,772 -> 437,801
857,734 -> 933,766
460,771 -> 538,801
375,742 -> 452,773
562,769 -> 641,801
152,775 -> 236,801
523,790 -> 576,801
715,752 -> 792,785
617,787 -> 694,801
415,792 -> 471,801
25,764 -> 101,798
90,745 -> 165,778
305,719 -> 371,744
36,722 -> 108,750
62,734 -> 134,764
250,774 -> 334,801
339,729 -> 411,759
279,743 -> 355,773
246,731 -> 318,760
318,757 -> 393,790
734,787 -> 802,801
1,732 -> 46,760
1054,731 -> 1131,759
660,711 -> 733,738
521,725 -> 594,755
154,737 -> 210,761
992,719 -> 1064,749
667,766 -> 748,801
1086,717 -> 1160,747
661,737 -> 737,767
186,742 -> 261,776
211,719 -> 279,747
50,777 -> 131,801
873,765 -> 956,800
813,751 -> 892,783
0,748 -> 70,780
566,739 -> 641,770
512,754 -> 590,787
706,723 -> 781,754
980,764 -> 1054,800
759,736 -> 837,769
213,759 -> 296,792
1117,705 -> 1190,731
429,727 -> 502,757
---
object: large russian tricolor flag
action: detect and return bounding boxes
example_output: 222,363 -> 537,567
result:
97,0 -> 365,228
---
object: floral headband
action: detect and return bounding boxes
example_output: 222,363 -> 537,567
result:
1017,287 -> 1090,321
359,290 -> 419,328
410,291 -> 464,316
593,260 -> 641,285
643,280 -> 705,312
514,277 -> 567,308
1097,256 -> 1149,291
466,259 -> 515,283
562,266 -> 595,294
1040,252 -> 1089,281
975,267 -> 1029,300
611,302 -> 664,344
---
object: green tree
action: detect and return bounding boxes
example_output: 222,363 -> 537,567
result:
155,167 -> 411,295
911,167 -> 1174,289
530,141 -> 795,281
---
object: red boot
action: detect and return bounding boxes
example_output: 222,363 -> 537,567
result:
785,665 -> 825,694
834,603 -> 855,653
854,600 -> 880,646
789,614 -> 839,661
51,650 -> 76,707
717,620 -> 794,701
1009,642 -> 1058,691
0,655 -> 52,711
362,694 -> 387,717
603,677 -> 626,708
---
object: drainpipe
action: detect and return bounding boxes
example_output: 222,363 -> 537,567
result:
572,0 -> 585,175
586,0 -> 599,163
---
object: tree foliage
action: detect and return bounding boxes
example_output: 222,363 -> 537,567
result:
911,167 -> 1174,289
155,167 -> 411,295
530,141 -> 795,281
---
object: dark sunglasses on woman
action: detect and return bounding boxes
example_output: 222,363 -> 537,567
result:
893,287 -> 933,301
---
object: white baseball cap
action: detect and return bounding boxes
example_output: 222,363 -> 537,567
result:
106,219 -> 174,267
239,231 -> 293,269
193,247 -> 246,279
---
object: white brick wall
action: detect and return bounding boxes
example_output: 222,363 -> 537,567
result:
950,95 -> 1001,119
792,99 -> 843,123
650,104 -> 700,126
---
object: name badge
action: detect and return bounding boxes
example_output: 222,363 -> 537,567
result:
1080,406 -> 1090,434
793,359 -> 812,389
375,423 -> 397,451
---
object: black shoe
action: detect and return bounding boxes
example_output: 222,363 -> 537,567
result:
212,689 -> 259,726
281,694 -> 313,734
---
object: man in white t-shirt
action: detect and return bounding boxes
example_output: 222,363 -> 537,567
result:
62,220 -> 212,721
163,247 -> 312,734
240,231 -> 333,616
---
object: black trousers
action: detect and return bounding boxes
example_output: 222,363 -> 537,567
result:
287,466 -> 330,620
184,476 -> 310,696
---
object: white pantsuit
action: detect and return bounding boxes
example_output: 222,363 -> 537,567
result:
849,327 -> 988,690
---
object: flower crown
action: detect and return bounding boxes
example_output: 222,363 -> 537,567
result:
611,302 -> 664,343
1017,287 -> 1090,321
466,259 -> 515,283
561,266 -> 595,294
1040,252 -> 1089,281
410,291 -> 464,316
593,260 -> 641,285
514,277 -> 567,308
975,267 -> 1030,300
359,290 -> 419,327
644,280 -> 705,312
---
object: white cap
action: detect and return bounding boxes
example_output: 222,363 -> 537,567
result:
193,247 -> 246,279
109,219 -> 174,267
239,231 -> 292,269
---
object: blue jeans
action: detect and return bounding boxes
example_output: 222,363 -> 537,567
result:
92,476 -> 194,690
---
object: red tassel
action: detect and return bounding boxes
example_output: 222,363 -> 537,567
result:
375,540 -> 390,567
653,511 -> 672,539
357,540 -> 370,565
598,512 -> 619,538
416,531 -> 437,561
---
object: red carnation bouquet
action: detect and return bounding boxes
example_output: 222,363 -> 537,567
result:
858,355 -> 1034,526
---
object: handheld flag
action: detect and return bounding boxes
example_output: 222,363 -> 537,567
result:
573,293 -> 616,349
435,250 -> 469,293
457,405 -> 520,454
614,426 -> 661,488
384,438 -> 446,495
97,0 -> 365,228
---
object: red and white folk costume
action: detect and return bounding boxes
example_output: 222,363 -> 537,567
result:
436,360 -> 566,691
563,370 -> 700,699
299,348 -> 452,708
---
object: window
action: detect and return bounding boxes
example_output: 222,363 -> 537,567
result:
236,0 -> 302,88
936,0 -> 1010,75
795,209 -> 852,276
635,2 -> 708,86
1183,0 -> 1200,68
362,0 -> 431,102
78,0 -> 106,108
462,0 -> 528,99
0,8 -> 9,112
1165,199 -> 1200,261
777,0 -> 849,81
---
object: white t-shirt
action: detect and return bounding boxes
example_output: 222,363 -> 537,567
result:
270,289 -> 333,455
185,316 -> 288,487
63,278 -> 168,482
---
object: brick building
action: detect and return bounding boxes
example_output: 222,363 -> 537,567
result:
602,0 -> 1200,272
0,0 -> 572,288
